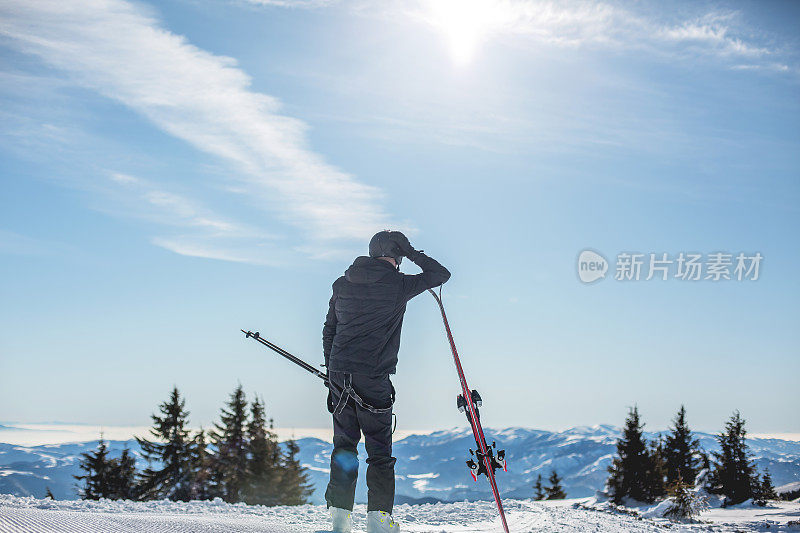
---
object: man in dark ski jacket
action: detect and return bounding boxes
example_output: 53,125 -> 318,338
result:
323,230 -> 450,533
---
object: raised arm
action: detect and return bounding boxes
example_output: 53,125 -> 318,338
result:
402,250 -> 451,300
322,291 -> 337,368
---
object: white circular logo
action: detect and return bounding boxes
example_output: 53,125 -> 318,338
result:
577,249 -> 608,283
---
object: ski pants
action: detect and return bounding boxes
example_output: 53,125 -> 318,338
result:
325,371 -> 396,513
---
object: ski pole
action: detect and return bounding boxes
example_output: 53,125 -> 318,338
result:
241,330 -> 396,422
240,330 -> 329,386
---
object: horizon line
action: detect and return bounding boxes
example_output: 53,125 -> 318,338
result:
1,422 -> 798,446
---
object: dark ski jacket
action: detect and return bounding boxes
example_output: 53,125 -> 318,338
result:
323,252 -> 450,377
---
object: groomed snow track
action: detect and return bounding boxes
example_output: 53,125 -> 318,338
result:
2,494 -> 796,532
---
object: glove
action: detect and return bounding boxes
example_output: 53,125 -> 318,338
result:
390,231 -> 417,259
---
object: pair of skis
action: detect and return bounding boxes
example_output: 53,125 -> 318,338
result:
427,289 -> 510,533
241,290 -> 509,532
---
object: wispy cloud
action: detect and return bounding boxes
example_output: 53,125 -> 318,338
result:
437,2 -> 789,71
0,0 -> 394,264
108,173 -> 245,236
102,173 -> 287,265
657,13 -> 772,60
245,0 -> 792,71
235,0 -> 794,158
243,0 -> 336,7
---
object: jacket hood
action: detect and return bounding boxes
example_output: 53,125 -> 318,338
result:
345,256 -> 395,283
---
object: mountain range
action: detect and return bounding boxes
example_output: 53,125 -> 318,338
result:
2,426 -> 798,505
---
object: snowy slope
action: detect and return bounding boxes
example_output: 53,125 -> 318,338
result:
3,427 -> 799,505
778,482 -> 800,502
0,440 -> 143,500
2,495 -> 799,532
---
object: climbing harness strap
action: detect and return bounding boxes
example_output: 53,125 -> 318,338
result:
332,373 -> 395,416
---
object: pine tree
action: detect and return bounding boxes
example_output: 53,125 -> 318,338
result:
709,411 -> 757,505
277,439 -> 314,505
695,452 -> 712,491
545,470 -> 567,500
75,436 -> 114,500
607,406 -> 653,503
664,474 -> 707,521
136,386 -> 195,501
533,474 -> 546,501
646,436 -> 668,501
701,452 -> 710,473
664,406 -> 701,487
761,470 -> 777,500
753,469 -> 778,506
211,384 -> 250,503
188,428 -> 214,500
109,447 -> 137,500
243,396 -> 282,506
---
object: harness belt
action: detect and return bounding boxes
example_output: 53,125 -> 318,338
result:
331,373 -> 395,415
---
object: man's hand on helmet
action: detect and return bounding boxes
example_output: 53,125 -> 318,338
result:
390,232 -> 419,261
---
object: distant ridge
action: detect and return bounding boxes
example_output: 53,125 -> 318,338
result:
2,426 -> 799,504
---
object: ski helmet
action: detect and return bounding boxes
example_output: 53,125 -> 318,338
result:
369,230 -> 404,266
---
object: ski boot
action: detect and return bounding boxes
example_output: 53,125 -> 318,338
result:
330,507 -> 352,533
367,510 -> 399,532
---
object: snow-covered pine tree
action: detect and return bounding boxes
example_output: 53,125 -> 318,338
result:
136,386 -> 195,501
664,406 -> 702,487
75,436 -> 114,500
545,470 -> 567,500
278,439 -> 314,505
607,406 -> 653,503
664,474 -> 707,521
696,452 -> 713,491
243,395 -> 282,506
533,474 -> 546,501
109,447 -> 137,500
211,384 -> 250,503
709,411 -> 757,505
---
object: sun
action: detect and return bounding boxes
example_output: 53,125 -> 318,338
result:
425,0 -> 500,65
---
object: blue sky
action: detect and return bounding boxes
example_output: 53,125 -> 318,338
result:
1,0 -> 798,436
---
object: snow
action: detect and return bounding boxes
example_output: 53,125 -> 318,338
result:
0,471 -> 38,478
582,496 -> 800,532
407,473 -> 441,491
1,495 -> 799,532
702,500 -> 800,528
778,482 -> 800,498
